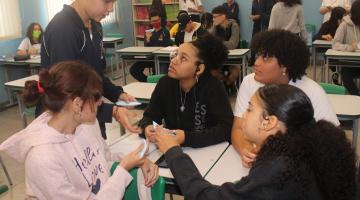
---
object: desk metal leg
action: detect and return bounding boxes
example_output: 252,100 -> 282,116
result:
0,156 -> 12,186
154,55 -> 160,75
353,118 -> 359,153
312,46 -> 316,81
122,58 -> 127,85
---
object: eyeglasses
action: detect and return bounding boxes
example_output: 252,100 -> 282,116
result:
169,50 -> 203,65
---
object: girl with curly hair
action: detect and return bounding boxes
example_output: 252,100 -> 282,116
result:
139,33 -> 233,148
155,84 -> 356,200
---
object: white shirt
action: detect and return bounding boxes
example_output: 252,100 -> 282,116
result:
321,0 -> 351,22
234,73 -> 340,126
179,0 -> 202,15
18,37 -> 41,54
184,22 -> 201,42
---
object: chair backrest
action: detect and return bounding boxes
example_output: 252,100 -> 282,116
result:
305,24 -> 316,46
319,83 -> 346,95
147,74 -> 165,83
110,162 -> 165,200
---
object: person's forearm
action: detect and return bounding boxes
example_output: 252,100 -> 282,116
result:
319,6 -> 330,15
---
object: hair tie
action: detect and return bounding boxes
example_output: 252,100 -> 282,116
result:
37,81 -> 44,94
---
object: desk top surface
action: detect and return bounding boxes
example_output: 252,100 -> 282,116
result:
0,55 -> 41,64
312,40 -> 332,46
116,46 -> 162,54
123,82 -> 156,100
205,145 -> 249,185
110,133 -> 229,179
228,49 -> 250,56
325,49 -> 360,57
328,94 -> 360,117
4,74 -> 39,88
103,37 -> 124,42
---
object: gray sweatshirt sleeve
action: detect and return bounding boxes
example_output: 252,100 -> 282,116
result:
223,22 -> 240,49
332,22 -> 355,52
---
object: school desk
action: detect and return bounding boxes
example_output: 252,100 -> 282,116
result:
312,40 -> 332,81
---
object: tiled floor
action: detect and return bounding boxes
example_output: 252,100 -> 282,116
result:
0,65 -> 358,199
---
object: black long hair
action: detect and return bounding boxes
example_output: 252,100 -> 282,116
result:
281,0 -> 302,7
256,84 -> 356,200
327,7 -> 346,31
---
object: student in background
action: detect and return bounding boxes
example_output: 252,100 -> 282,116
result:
17,23 -> 43,55
249,0 -> 262,66
320,0 -> 350,23
130,10 -> 173,82
154,84 -> 356,200
268,0 -> 307,42
41,0 -> 140,139
200,12 -> 213,31
332,0 -> 360,95
222,0 -> 240,25
179,0 -> 203,22
210,5 -> 240,89
139,34 -> 233,148
174,12 -> 207,46
150,0 -> 167,27
169,10 -> 188,38
314,6 -> 346,85
314,6 -> 346,41
231,30 -> 339,168
260,0 -> 276,30
0,61 -> 159,199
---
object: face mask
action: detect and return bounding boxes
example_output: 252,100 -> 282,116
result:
32,30 -> 41,39
151,21 -> 161,29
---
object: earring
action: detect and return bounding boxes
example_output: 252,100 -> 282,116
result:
282,71 -> 286,76
195,75 -> 199,83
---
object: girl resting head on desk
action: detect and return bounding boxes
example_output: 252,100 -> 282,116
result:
17,22 -> 43,55
155,84 -> 356,200
0,61 -> 158,200
139,33 -> 234,148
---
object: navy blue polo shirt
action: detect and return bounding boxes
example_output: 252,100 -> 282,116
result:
41,5 -> 122,124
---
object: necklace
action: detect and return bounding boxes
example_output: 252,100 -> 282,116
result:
179,85 -> 187,112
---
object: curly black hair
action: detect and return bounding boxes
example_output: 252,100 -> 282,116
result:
255,84 -> 356,200
190,33 -> 229,72
251,29 -> 309,82
211,5 -> 229,18
281,0 -> 302,7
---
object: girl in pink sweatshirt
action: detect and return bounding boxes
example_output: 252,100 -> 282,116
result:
0,61 -> 158,200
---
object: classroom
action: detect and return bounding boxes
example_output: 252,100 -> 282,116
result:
0,0 -> 359,199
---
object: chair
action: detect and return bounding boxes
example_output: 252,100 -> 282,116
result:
147,74 -> 165,83
319,83 -> 346,95
0,185 -> 8,195
0,156 -> 12,186
21,106 -> 35,128
110,162 -> 165,200
104,33 -> 125,80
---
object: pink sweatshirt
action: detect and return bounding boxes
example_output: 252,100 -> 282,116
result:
0,112 -> 132,200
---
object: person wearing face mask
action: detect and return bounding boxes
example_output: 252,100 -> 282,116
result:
130,10 -> 173,82
139,34 -> 233,148
41,0 -> 141,139
17,23 -> 43,55
153,84 -> 356,200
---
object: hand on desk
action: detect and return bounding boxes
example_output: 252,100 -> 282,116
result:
120,144 -> 146,171
119,92 -> 136,102
352,41 -> 360,51
153,127 -> 183,153
321,34 -> 333,41
113,106 -> 141,133
140,159 -> 159,187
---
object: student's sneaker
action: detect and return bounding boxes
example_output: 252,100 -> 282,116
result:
332,72 -> 340,85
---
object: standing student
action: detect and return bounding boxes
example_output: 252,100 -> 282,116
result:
150,0 -> 167,27
179,0 -> 203,22
268,0 -> 307,42
154,84 -> 356,200
174,12 -> 207,46
139,34 -> 233,148
17,23 -> 43,55
320,0 -> 351,23
41,0 -> 140,139
222,0 -> 240,25
0,61 -> 159,199
332,0 -> 360,95
249,0 -> 262,66
231,30 -> 339,168
259,0 -> 276,30
130,10 -> 173,82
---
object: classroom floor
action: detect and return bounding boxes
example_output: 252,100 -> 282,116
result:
0,65 -> 357,199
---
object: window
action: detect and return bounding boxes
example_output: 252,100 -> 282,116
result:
46,0 -> 118,25
0,0 -> 22,40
